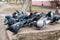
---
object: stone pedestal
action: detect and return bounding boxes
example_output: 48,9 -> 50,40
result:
12,26 -> 60,40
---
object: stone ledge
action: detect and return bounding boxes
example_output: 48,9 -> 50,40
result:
12,26 -> 60,40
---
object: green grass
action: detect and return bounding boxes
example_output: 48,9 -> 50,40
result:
32,5 -> 55,10
9,4 -> 22,6
4,8 -> 16,11
6,0 -> 17,2
4,4 -> 56,12
8,3 -> 56,10
9,4 -> 55,9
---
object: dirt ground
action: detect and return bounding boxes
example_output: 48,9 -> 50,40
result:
0,3 -> 60,40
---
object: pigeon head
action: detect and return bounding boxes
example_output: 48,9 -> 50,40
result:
6,27 -> 18,34
4,16 -> 11,25
16,10 -> 20,13
5,16 -> 11,19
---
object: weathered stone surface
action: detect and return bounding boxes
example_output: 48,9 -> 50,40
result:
12,26 -> 60,40
0,16 -> 9,40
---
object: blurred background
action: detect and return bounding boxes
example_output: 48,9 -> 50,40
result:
0,0 -> 60,40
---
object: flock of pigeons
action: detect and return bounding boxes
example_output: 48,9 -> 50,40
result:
4,7 -> 60,34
